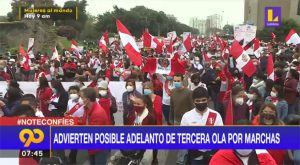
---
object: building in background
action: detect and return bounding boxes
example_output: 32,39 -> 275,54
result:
244,0 -> 300,30
206,14 -> 223,35
189,18 -> 207,35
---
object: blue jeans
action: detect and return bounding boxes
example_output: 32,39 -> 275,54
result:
162,104 -> 170,124
176,150 -> 187,165
89,150 -> 110,165
294,150 -> 300,165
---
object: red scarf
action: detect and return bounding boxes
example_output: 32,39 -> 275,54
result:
65,103 -> 82,116
206,111 -> 217,125
164,80 -> 172,96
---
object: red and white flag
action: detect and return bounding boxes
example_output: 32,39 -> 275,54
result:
266,53 -> 274,80
167,31 -> 177,41
271,32 -> 276,40
230,41 -> 257,77
255,150 -> 277,165
52,46 -> 59,61
143,31 -> 164,54
253,38 -> 261,58
19,46 -> 30,71
116,19 -> 142,66
69,40 -> 78,52
142,58 -> 185,75
27,38 -> 34,58
99,31 -> 109,54
182,32 -> 192,53
285,29 -> 300,45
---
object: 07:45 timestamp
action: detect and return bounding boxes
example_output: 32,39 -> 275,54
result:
20,150 -> 44,157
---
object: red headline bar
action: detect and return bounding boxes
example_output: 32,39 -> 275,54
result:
0,117 -> 79,126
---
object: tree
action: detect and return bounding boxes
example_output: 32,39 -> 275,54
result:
223,24 -> 234,35
80,14 -> 99,41
95,5 -> 199,37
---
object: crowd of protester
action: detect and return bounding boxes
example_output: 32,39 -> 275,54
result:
0,37 -> 300,165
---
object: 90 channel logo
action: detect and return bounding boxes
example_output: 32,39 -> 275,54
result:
19,129 -> 44,147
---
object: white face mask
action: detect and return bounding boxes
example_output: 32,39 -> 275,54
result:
99,90 -> 108,97
69,94 -> 79,100
126,86 -> 134,92
235,149 -> 253,157
235,97 -> 244,105
270,91 -> 277,98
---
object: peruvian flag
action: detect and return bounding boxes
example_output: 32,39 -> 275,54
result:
225,92 -> 233,125
223,47 -> 230,59
143,31 -> 164,54
52,46 -> 59,61
27,38 -> 34,59
167,31 -> 177,42
69,40 -> 78,52
99,31 -> 109,54
203,51 -> 210,62
19,46 -> 30,71
255,150 -> 277,165
182,32 -> 192,53
253,38 -> 262,58
271,32 -> 276,40
142,58 -> 185,75
266,53 -> 274,80
285,29 -> 300,45
116,19 -> 142,66
230,41 -> 257,77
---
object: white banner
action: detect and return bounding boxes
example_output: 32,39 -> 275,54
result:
156,58 -> 172,75
234,25 -> 246,42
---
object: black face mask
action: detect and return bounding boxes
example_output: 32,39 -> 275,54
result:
262,113 -> 275,120
195,102 -> 208,111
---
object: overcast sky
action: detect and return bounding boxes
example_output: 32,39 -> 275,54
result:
0,0 -> 244,26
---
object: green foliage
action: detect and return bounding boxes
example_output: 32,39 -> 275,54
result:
223,24 -> 234,35
80,14 -> 99,41
56,0 -> 88,39
95,5 -> 199,37
257,19 -> 300,42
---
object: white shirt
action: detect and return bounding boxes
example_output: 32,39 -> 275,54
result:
50,66 -> 64,77
67,99 -> 84,117
181,108 -> 223,160
181,108 -> 223,126
88,58 -> 101,69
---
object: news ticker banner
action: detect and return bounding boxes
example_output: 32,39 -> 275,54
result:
0,126 -> 299,150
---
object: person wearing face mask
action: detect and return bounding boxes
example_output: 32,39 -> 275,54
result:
189,56 -> 203,73
188,73 -> 207,91
265,85 -> 288,121
142,81 -> 162,165
170,73 -> 194,165
78,88 -> 110,165
155,73 -> 174,125
225,85 -> 249,125
50,60 -> 64,80
36,77 -> 53,117
181,87 -> 223,165
35,63 -> 52,82
122,79 -> 142,125
250,72 -> 266,98
110,58 -> 124,81
284,69 -> 299,115
88,54 -> 101,74
143,81 -> 162,125
63,58 -> 77,82
65,86 -> 84,117
63,86 -> 83,165
97,81 -> 117,125
246,87 -> 264,120
251,103 -> 286,165
209,149 -> 277,165
48,80 -> 68,117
